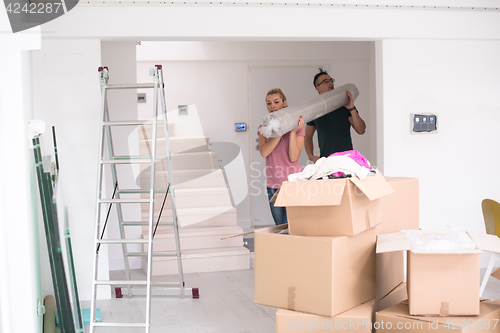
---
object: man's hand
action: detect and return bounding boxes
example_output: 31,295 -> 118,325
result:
309,155 -> 320,163
344,91 -> 355,110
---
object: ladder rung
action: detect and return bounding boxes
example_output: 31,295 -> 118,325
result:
151,282 -> 182,287
122,221 -> 174,226
103,120 -> 164,126
93,322 -> 147,328
95,280 -> 147,285
97,239 -> 148,244
105,83 -> 155,90
99,199 -> 150,204
101,159 -> 153,164
118,189 -> 168,194
118,286 -> 191,297
126,252 -> 178,257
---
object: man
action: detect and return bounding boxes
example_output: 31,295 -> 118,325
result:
305,70 -> 366,163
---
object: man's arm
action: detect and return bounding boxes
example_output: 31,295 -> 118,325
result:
348,109 -> 366,134
305,124 -> 319,163
344,91 -> 366,135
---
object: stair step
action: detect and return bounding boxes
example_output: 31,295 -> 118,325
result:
137,152 -> 219,172
100,198 -> 149,204
138,169 -> 226,190
137,122 -> 176,139
141,206 -> 237,228
101,158 -> 153,165
143,246 -> 250,276
140,136 -> 209,155
103,119 -> 168,126
140,187 -> 232,210
126,252 -> 178,257
123,221 -> 174,227
145,226 -> 244,252
97,239 -> 148,244
154,225 -> 243,237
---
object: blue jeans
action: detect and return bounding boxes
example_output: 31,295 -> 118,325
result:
267,187 -> 288,225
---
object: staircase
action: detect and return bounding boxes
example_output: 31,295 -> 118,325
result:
137,123 -> 250,276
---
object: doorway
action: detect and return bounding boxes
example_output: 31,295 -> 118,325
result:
249,66 -> 321,227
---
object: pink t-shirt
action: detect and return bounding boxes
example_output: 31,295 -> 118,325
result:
259,126 -> 305,188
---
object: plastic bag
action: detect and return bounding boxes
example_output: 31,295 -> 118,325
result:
259,83 -> 359,138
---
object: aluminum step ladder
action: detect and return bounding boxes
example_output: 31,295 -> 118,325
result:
90,65 -> 198,332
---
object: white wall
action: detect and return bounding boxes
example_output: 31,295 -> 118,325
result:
31,39 -> 110,301
380,39 -> 500,233
136,41 -> 375,226
0,16 -> 42,333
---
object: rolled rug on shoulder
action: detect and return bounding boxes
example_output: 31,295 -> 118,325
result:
259,83 -> 359,138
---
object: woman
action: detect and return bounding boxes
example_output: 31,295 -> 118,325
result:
258,88 -> 305,225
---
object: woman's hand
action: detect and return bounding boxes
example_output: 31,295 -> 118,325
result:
291,116 -> 305,133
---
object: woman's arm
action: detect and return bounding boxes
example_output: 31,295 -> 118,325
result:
258,133 -> 282,158
288,116 -> 305,163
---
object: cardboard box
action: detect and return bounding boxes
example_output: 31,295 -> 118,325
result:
376,231 -> 500,316
272,170 -> 394,236
276,299 -> 375,333
491,267 -> 500,280
254,224 -> 377,317
375,300 -> 500,333
378,177 -> 419,235
376,251 -> 405,303
375,282 -> 408,312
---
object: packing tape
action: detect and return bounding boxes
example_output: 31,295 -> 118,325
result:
288,287 -> 296,310
440,301 -> 449,316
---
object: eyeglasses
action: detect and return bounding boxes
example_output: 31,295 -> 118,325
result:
316,78 -> 335,87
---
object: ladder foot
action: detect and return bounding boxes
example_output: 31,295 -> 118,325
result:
192,288 -> 200,299
115,287 -> 123,298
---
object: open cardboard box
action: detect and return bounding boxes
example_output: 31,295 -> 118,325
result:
376,230 -> 500,316
378,177 -> 419,235
254,224 -> 377,317
375,300 -> 500,333
271,169 -> 394,236
276,299 -> 375,333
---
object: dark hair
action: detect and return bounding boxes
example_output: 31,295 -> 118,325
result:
313,68 -> 329,87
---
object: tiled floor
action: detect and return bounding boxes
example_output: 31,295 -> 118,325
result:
80,256 -> 500,333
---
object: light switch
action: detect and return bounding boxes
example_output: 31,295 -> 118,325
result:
411,113 -> 437,133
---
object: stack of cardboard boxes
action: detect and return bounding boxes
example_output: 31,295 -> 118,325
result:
376,231 -> 500,332
253,170 -> 500,332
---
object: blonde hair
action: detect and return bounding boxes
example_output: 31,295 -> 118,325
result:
265,88 -> 287,103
